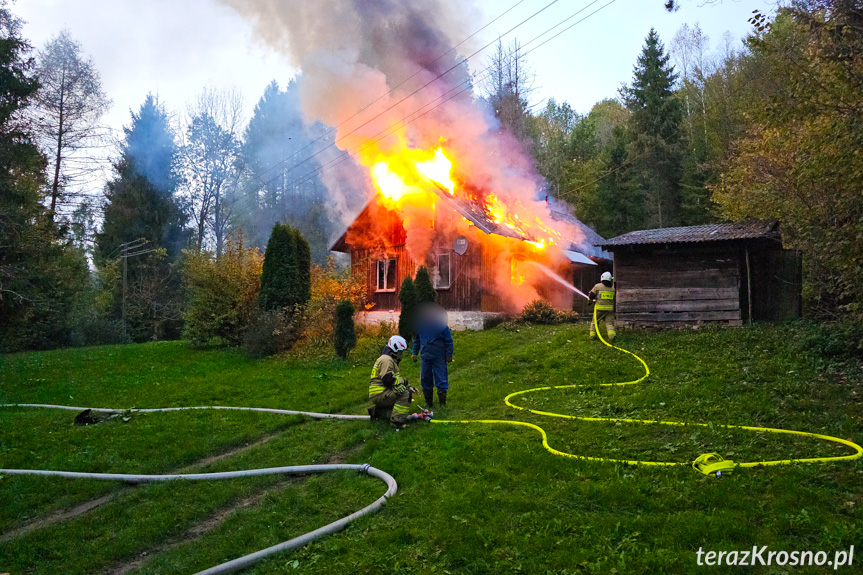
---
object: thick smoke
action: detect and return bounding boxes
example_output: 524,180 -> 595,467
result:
220,0 -> 584,308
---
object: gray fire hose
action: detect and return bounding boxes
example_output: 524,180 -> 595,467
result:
0,404 -> 395,575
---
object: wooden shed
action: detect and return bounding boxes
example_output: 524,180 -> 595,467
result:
599,221 -> 802,327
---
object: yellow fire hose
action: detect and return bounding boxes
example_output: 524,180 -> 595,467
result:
431,307 -> 863,476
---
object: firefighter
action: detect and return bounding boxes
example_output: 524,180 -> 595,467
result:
368,335 -> 417,429
411,303 -> 454,408
588,271 -> 616,341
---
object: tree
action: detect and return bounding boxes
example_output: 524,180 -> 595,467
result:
180,87 -> 243,256
31,30 -> 110,219
96,94 -> 188,341
671,23 -> 718,225
0,5 -> 89,351
480,38 -> 534,142
714,4 -> 863,319
240,80 -> 336,263
621,28 -> 685,228
398,276 -> 418,341
259,223 -> 311,311
414,265 -> 437,304
528,99 -> 579,199
334,300 -> 357,358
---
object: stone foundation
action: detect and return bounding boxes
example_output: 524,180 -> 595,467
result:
356,311 -> 507,331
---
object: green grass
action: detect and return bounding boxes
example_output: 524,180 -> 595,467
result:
1,322 -> 861,574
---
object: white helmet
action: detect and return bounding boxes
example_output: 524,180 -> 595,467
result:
601,272 -> 613,282
387,335 -> 408,352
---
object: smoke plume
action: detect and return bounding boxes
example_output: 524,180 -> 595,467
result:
220,0 -> 584,309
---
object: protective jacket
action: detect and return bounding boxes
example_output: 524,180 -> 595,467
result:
368,351 -> 412,424
369,353 -> 408,397
589,281 -> 615,311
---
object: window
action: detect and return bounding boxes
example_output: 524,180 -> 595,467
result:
376,257 -> 397,291
434,253 -> 451,289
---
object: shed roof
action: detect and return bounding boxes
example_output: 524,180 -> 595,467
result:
599,220 -> 779,248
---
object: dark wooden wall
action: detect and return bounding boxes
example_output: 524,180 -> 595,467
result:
750,248 -> 802,321
614,246 -> 743,327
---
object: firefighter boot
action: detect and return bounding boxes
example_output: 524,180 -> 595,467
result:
423,389 -> 434,409
437,389 -> 447,407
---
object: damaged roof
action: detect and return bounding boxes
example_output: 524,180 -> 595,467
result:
331,188 -> 611,263
599,220 -> 780,247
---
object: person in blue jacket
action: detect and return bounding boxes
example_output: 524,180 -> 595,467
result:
411,303 -> 454,408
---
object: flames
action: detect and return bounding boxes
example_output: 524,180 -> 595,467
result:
369,145 -> 564,253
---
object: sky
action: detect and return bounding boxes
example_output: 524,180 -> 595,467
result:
14,0 -> 776,136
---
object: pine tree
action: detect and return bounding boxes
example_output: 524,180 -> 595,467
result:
398,276 -> 418,341
334,300 -> 357,358
98,95 -> 186,261
621,28 -> 684,229
241,80 -> 337,263
95,94 -> 188,342
414,265 -> 437,304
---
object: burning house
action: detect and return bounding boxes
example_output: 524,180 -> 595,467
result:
330,149 -> 611,327
221,0 -> 612,325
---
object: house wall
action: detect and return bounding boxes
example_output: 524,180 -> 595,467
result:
613,245 -> 744,327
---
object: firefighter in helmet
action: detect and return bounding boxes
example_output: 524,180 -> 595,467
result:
588,271 -> 616,341
368,335 -> 418,428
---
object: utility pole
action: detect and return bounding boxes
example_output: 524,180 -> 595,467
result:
118,238 -> 155,340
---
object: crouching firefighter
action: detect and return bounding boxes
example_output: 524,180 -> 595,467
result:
589,271 -> 616,342
368,335 -> 419,429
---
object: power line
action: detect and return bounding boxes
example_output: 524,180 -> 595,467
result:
255,0 -> 621,203
249,0 -> 535,186
248,0 -> 568,194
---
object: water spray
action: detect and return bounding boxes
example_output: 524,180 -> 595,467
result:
523,260 -> 590,300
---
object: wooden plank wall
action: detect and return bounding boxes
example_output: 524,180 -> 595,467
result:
615,247 -> 743,326
430,235 -> 483,311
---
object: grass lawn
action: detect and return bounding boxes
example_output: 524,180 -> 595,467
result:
1,322 -> 861,574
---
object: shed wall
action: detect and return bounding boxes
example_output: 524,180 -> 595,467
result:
614,246 -> 743,326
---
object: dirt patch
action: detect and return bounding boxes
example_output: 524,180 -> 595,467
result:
101,442 -> 368,575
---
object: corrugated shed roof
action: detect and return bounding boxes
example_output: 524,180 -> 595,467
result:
599,220 -> 779,247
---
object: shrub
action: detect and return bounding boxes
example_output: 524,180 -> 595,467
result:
334,300 -> 357,358
398,276 -> 418,342
414,265 -> 437,303
259,224 -> 311,311
303,258 -> 367,342
242,308 -> 304,358
181,240 -> 263,345
802,320 -> 863,360
519,299 -> 561,325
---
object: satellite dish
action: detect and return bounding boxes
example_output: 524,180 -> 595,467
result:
453,235 -> 468,255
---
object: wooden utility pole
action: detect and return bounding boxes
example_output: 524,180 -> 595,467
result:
118,239 -> 154,339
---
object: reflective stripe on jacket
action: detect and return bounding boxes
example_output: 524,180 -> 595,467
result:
589,282 -> 615,311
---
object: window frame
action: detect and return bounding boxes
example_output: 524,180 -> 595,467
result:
434,252 -> 452,290
375,257 -> 398,292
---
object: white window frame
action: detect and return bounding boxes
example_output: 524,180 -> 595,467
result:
376,257 -> 397,292
434,253 -> 452,290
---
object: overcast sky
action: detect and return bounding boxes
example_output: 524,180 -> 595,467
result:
15,0 -> 772,146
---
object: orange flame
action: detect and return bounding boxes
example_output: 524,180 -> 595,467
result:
369,144 -> 562,253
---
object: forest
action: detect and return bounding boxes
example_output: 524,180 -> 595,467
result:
1,0 -> 861,353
